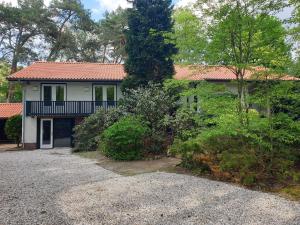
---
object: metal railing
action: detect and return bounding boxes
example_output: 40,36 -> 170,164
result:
25,101 -> 118,116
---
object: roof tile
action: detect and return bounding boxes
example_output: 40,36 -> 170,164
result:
0,103 -> 22,119
7,62 -> 298,81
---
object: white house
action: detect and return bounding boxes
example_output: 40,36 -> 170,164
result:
8,62 -> 297,149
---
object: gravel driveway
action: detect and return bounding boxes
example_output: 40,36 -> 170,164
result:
0,149 -> 300,225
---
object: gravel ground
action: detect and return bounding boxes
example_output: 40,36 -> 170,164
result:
1,149 -> 300,225
0,149 -> 119,225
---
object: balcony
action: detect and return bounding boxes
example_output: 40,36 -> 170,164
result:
26,101 -> 118,117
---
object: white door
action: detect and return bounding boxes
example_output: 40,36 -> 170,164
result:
40,119 -> 53,149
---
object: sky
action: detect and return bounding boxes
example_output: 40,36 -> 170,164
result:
1,0 -> 292,21
1,0 -> 197,21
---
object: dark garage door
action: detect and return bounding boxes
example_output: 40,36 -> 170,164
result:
53,118 -> 74,147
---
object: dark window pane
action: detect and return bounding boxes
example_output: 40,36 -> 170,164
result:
42,120 -> 51,145
56,86 -> 65,101
44,86 -> 52,101
107,86 -> 115,102
95,86 -> 103,101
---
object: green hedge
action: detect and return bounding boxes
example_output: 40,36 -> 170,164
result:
100,116 -> 150,160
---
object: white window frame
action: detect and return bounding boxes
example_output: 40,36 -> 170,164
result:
40,118 -> 53,149
93,85 -> 117,102
41,84 -> 67,101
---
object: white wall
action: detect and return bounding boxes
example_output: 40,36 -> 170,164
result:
22,81 -> 123,145
24,82 -> 123,101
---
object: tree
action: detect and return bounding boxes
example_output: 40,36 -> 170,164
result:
289,0 -> 300,46
98,7 -> 128,63
5,115 -> 22,147
0,61 -> 10,102
195,0 -> 289,125
123,0 -> 178,90
52,7 -> 128,63
172,8 -> 207,64
45,0 -> 93,61
0,0 -> 51,101
0,61 -> 22,102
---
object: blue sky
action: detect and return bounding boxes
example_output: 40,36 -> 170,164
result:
82,0 -> 292,21
83,0 -> 183,21
1,0 -> 292,21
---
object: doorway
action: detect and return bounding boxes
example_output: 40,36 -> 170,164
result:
40,119 -> 53,149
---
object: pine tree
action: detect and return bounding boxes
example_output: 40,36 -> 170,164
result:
123,0 -> 177,90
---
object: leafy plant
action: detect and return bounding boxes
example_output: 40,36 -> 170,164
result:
100,116 -> 150,160
73,108 -> 125,152
123,0 -> 177,89
5,115 -> 22,147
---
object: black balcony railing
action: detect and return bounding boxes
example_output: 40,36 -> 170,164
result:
26,101 -> 118,116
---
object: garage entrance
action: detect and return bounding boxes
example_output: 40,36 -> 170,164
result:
53,118 -> 75,148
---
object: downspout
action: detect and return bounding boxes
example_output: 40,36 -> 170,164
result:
21,81 -> 25,149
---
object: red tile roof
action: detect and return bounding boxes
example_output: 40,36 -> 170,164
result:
0,103 -> 22,119
7,62 -> 126,81
7,62 -> 298,81
174,65 -> 299,81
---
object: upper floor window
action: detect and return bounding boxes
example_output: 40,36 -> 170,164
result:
42,84 -> 66,103
93,85 -> 116,107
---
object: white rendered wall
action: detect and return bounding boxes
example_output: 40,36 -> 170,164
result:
22,81 -> 123,145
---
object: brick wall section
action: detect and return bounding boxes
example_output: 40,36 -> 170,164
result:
23,143 -> 37,150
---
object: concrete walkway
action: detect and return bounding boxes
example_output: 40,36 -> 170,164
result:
0,149 -> 299,225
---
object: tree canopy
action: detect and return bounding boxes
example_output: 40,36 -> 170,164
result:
171,8 -> 207,64
123,0 -> 178,90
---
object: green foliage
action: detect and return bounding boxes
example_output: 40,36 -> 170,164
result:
97,7 -> 128,63
0,62 -> 10,102
73,108 -> 125,152
0,0 -> 50,68
46,0 -> 93,61
120,82 -> 174,130
119,82 -> 176,153
0,61 -> 22,102
5,115 -> 22,147
170,81 -> 300,186
168,107 -> 202,141
171,8 -> 207,64
100,116 -> 150,160
123,0 -> 178,89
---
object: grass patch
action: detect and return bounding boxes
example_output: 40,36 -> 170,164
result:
278,186 -> 300,201
75,151 -> 101,160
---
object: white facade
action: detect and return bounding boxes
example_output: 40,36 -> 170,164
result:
22,81 -> 123,148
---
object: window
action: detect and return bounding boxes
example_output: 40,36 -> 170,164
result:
42,84 -> 66,105
95,86 -> 103,101
44,86 -> 52,102
94,85 -> 116,107
107,86 -> 115,102
56,86 -> 65,101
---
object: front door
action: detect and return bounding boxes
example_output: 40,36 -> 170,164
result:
40,119 -> 53,149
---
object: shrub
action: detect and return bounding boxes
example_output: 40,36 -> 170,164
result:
73,108 -> 125,152
100,116 -> 150,160
119,82 -> 176,153
5,115 -> 22,147
120,82 -> 174,129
